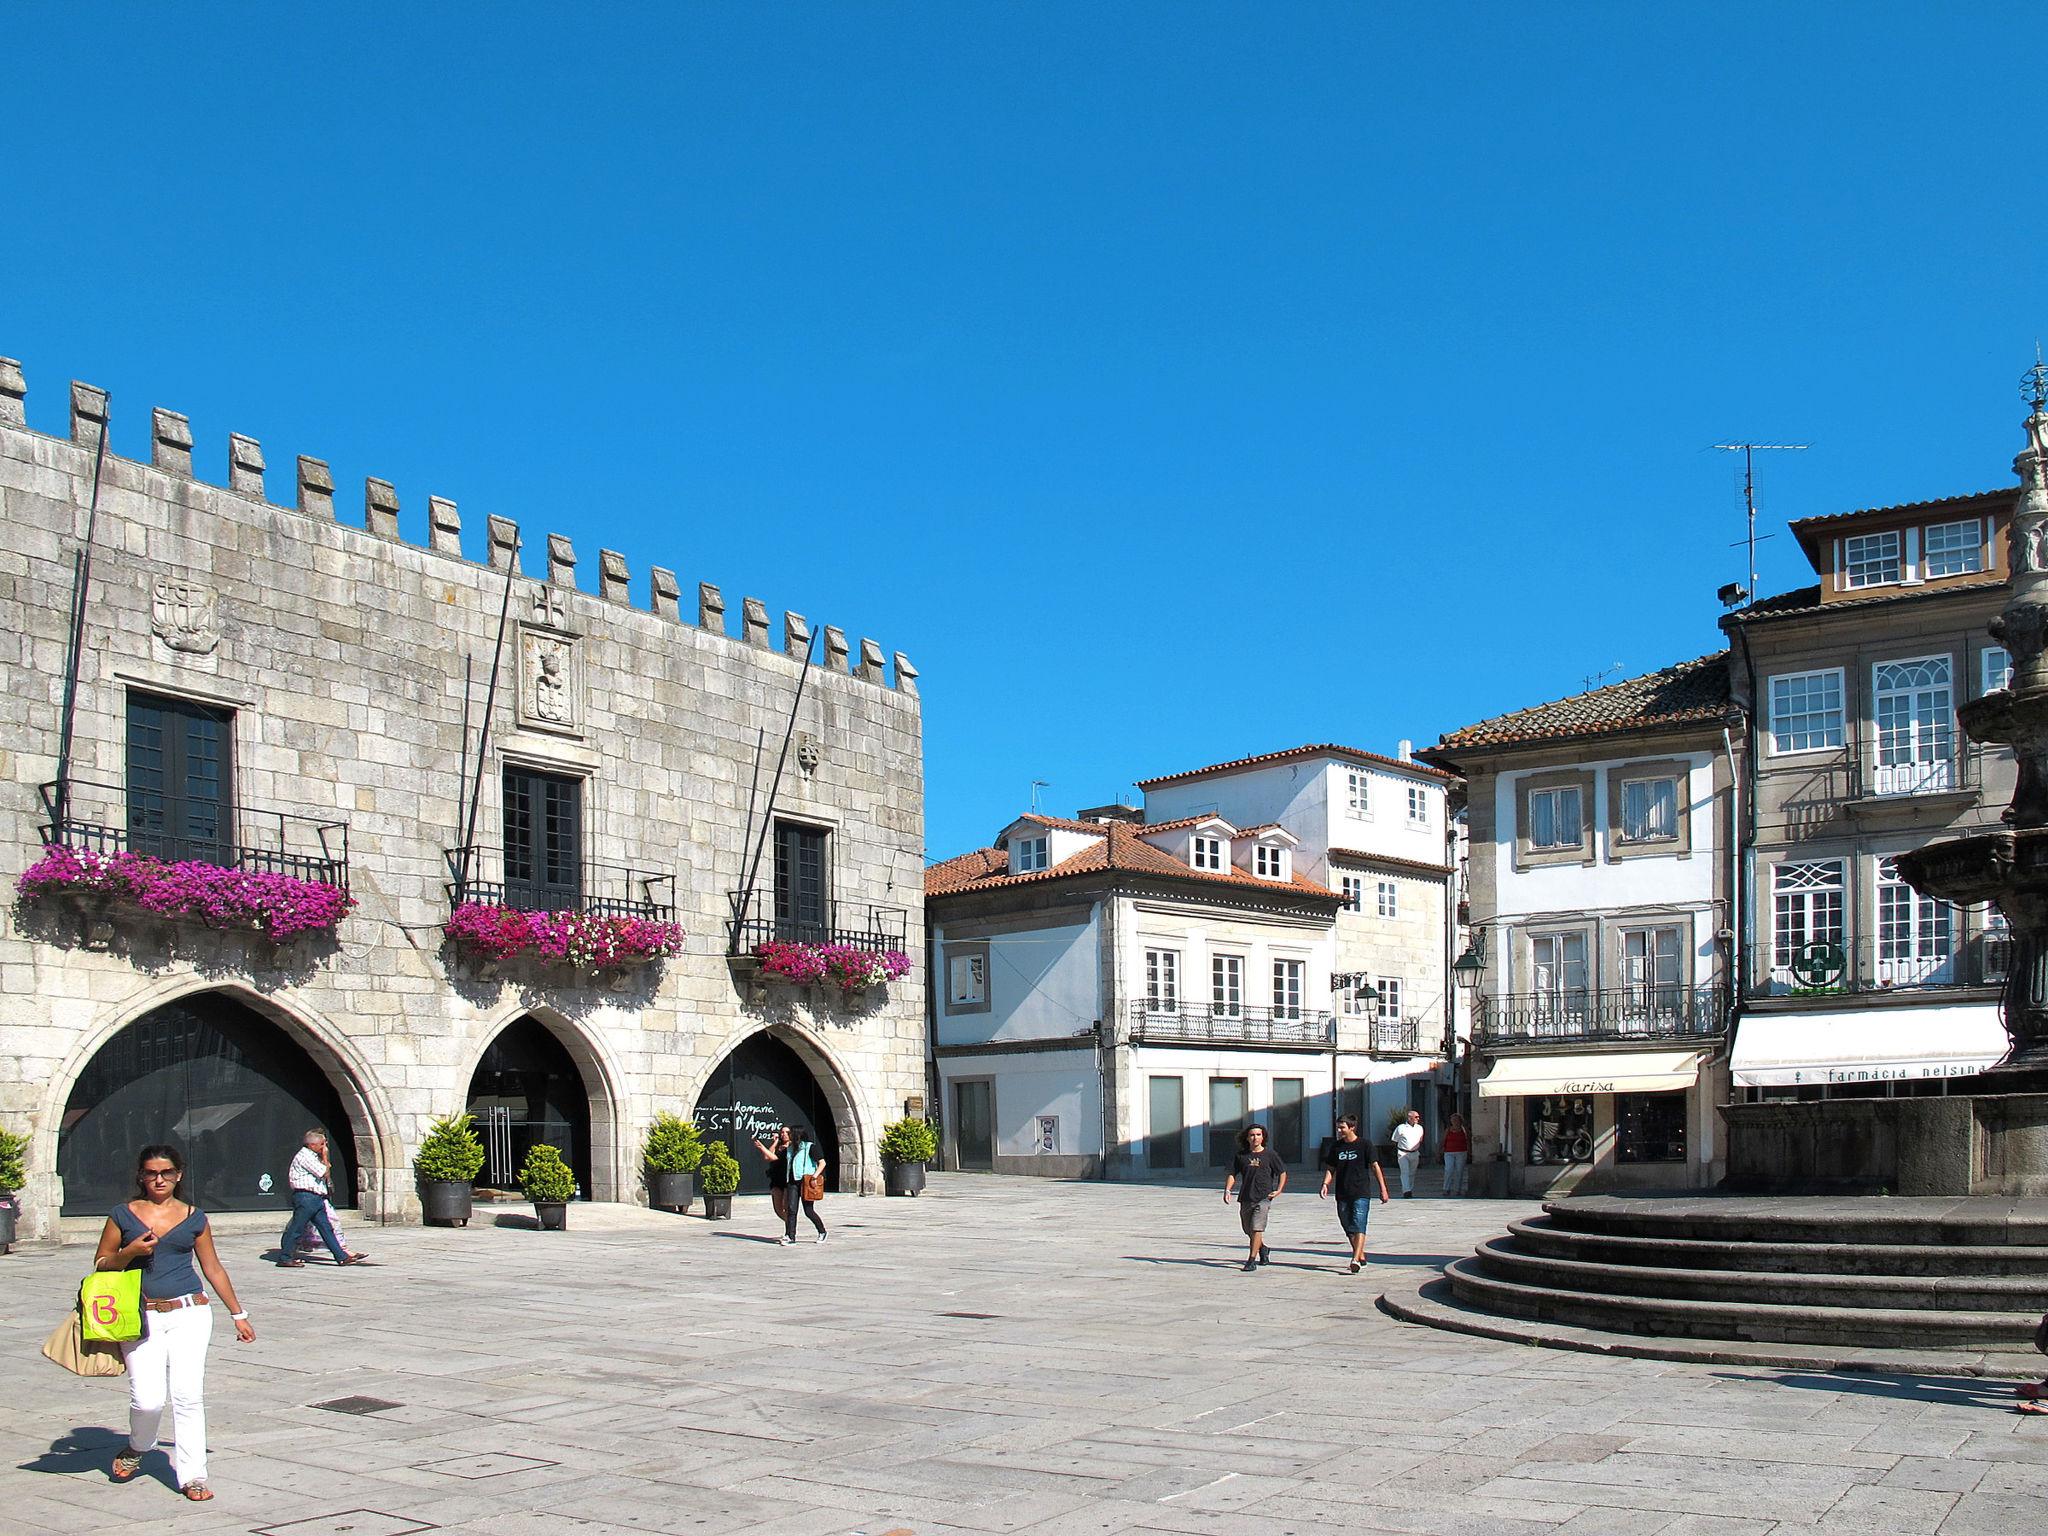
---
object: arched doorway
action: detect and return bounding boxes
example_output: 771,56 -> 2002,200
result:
58,992 -> 357,1215
692,1032 -> 843,1195
465,1016 -> 593,1197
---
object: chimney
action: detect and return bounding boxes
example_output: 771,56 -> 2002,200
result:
1078,803 -> 1143,825
1398,739 -> 1413,762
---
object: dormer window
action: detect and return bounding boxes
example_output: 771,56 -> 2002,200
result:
1924,518 -> 1983,578
1013,836 -> 1049,873
1191,835 -> 1223,872
1253,845 -> 1287,880
1842,530 -> 1904,590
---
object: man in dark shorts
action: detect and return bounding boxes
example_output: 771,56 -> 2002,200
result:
1318,1114 -> 1391,1273
1222,1124 -> 1288,1273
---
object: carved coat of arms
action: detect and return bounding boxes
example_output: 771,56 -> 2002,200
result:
150,580 -> 220,655
518,629 -> 580,732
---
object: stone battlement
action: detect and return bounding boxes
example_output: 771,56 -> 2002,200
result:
0,354 -> 918,695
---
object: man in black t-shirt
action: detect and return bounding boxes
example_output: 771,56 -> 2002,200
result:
1318,1114 -> 1391,1273
1223,1125 -> 1288,1273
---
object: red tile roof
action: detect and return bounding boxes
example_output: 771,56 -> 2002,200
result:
927,821 -> 1341,902
1132,814 -> 1234,836
1788,487 -> 2013,532
1136,743 -> 1454,789
1426,653 -> 1732,756
1328,848 -> 1455,878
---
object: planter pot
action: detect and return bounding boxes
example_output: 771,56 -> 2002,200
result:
533,1200 -> 569,1231
0,1202 -> 17,1250
646,1170 -> 695,1213
419,1179 -> 474,1227
884,1161 -> 927,1197
701,1193 -> 734,1220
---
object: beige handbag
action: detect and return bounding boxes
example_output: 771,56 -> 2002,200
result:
41,1311 -> 126,1377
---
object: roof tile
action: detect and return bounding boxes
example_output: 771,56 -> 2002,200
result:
1429,652 -> 1731,754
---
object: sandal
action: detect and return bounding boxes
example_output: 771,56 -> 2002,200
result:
111,1450 -> 143,1483
181,1482 -> 214,1501
2019,1381 -> 2046,1401
340,1253 -> 370,1266
2017,1401 -> 2048,1416
276,1259 -> 306,1268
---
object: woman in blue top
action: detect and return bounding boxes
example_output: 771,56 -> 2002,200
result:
92,1144 -> 256,1502
778,1123 -> 829,1245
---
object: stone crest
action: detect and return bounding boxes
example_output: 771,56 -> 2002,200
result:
796,733 -> 823,776
519,630 -> 579,732
150,579 -> 220,655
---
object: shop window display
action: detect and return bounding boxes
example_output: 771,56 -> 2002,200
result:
1527,1095 -> 1593,1165
1616,1091 -> 1687,1163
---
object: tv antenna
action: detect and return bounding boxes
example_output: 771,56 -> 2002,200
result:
1581,661 -> 1624,692
1030,779 -> 1050,813
1712,442 -> 1808,606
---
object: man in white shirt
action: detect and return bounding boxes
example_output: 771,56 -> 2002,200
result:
277,1129 -> 364,1268
1391,1110 -> 1426,1199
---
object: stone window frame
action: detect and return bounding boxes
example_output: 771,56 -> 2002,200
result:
1600,912 -> 1695,996
1605,758 -> 1693,862
1517,921 -> 1596,1000
1513,767 -> 1597,870
943,940 -> 991,1015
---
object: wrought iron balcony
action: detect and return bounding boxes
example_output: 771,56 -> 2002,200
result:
1849,744 -> 1985,803
1356,1017 -> 1422,1055
725,891 -> 908,956
39,778 -> 349,888
1479,984 -> 1726,1047
447,846 -> 675,921
1125,1003 -> 1334,1049
1746,930 -> 2009,1001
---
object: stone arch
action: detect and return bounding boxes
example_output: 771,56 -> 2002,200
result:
456,1003 -> 629,1202
42,978 -> 403,1221
691,1020 -> 874,1195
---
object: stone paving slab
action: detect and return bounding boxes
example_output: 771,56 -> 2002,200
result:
1,1177 -> 2045,1534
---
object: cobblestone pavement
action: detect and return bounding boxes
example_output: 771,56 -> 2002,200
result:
2,1175 -> 2044,1534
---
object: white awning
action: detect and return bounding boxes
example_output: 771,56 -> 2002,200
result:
1730,1004 -> 2007,1088
1476,1049 -> 1710,1099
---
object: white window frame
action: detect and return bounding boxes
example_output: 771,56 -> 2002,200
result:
1374,976 -> 1403,1023
1984,646 -> 2013,695
1618,774 -> 1679,844
1771,858 -> 1846,989
1527,785 -> 1583,849
1871,653 -> 1956,795
1377,880 -> 1398,918
1768,668 -> 1846,755
1253,844 -> 1287,880
1211,954 -> 1244,1017
1012,835 -> 1049,873
1406,785 -> 1428,824
946,952 -> 987,1008
1345,770 -> 1371,819
1271,958 -> 1304,1020
1190,835 -> 1223,872
1840,529 -> 1905,590
1923,517 -> 1983,578
1145,948 -> 1181,1014
1876,856 -> 1954,987
1341,977 -> 1368,1016
1339,875 -> 1364,913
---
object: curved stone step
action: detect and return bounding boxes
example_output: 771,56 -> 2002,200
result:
1444,1255 -> 2041,1348
1507,1216 -> 2048,1277
1377,1269 -> 2048,1379
1474,1236 -> 2048,1314
1542,1195 -> 2048,1248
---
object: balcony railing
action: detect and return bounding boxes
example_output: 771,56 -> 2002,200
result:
1850,744 -> 1983,802
1479,984 -> 1726,1047
1355,1017 -> 1422,1055
1749,931 -> 2009,1000
726,891 -> 908,956
447,846 -> 675,920
40,778 -> 349,888
1126,1003 -> 1333,1048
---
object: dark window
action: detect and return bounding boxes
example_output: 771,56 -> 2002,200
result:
503,768 -> 582,911
126,691 -> 233,863
773,821 -> 828,940
1147,1076 -> 1185,1169
1616,1091 -> 1687,1162
1272,1078 -> 1305,1163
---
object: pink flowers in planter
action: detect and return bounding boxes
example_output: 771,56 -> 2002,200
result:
755,940 -> 912,995
17,845 -> 354,941
446,901 -> 685,970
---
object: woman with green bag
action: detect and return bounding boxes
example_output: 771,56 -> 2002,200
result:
92,1144 -> 256,1502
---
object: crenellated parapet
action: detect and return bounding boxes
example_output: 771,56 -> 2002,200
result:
0,354 -> 921,695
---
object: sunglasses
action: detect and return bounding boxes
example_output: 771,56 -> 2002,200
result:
141,1169 -> 178,1180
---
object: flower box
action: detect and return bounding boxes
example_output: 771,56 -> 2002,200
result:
17,846 -> 353,941
446,901 -> 684,971
752,940 -> 911,998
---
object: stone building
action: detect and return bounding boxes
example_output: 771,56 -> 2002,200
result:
0,354 -> 926,1237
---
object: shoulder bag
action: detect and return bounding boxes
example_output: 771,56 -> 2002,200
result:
800,1172 -> 825,1203
42,1311 -> 126,1377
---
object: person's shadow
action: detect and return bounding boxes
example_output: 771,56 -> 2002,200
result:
21,1427 -> 178,1492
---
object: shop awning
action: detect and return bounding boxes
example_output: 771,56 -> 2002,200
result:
1476,1049 -> 1710,1099
1730,1004 -> 2006,1088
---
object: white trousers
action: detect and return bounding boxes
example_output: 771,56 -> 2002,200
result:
1397,1150 -> 1420,1193
121,1301 -> 212,1487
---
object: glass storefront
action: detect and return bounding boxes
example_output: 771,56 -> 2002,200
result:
1616,1090 -> 1687,1162
466,1015 -> 593,1196
1525,1094 -> 1594,1165
692,1032 -> 841,1195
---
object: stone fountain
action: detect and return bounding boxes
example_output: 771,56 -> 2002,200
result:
1896,363 -> 2048,1076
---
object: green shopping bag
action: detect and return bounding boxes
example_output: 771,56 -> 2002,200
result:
79,1270 -> 142,1344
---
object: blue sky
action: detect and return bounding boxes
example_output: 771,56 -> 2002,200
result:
5,6 -> 2043,860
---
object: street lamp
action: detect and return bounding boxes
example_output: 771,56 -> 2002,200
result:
1451,945 -> 1483,992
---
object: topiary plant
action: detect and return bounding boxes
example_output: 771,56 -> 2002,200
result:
518,1142 -> 578,1203
878,1117 -> 938,1166
643,1112 -> 704,1174
697,1139 -> 741,1196
0,1125 -> 27,1195
414,1113 -> 486,1183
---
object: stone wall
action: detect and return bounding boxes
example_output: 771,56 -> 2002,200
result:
0,356 -> 926,1234
1723,1094 -> 2048,1196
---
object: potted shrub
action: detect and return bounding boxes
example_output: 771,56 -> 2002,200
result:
0,1125 -> 26,1251
643,1112 -> 704,1213
414,1113 -> 485,1226
879,1116 -> 938,1197
697,1139 -> 740,1220
519,1143 -> 578,1231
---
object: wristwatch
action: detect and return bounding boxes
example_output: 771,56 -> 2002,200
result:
230,1311 -> 249,1321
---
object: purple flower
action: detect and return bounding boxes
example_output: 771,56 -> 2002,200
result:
445,901 -> 685,968
17,845 -> 353,940
754,940 -> 912,993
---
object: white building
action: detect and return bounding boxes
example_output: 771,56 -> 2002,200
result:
926,744 -> 1460,1177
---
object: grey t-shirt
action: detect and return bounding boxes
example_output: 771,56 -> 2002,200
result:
110,1204 -> 208,1300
